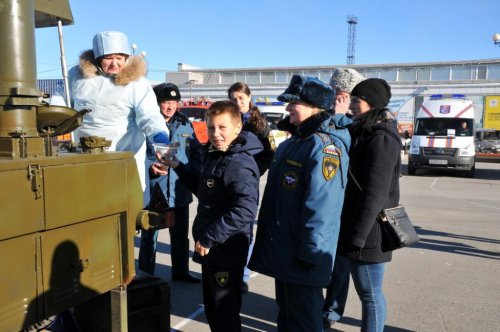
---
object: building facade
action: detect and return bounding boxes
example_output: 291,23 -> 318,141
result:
38,58 -> 500,131
166,59 -> 500,130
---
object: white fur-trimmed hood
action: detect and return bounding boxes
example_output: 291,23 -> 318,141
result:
78,49 -> 147,86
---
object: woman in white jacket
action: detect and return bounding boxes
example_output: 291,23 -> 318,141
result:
56,31 -> 170,203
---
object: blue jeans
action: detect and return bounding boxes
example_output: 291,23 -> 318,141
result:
350,260 -> 386,332
243,220 -> 255,283
323,254 -> 350,322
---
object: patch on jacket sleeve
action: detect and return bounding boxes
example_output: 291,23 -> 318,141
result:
323,156 -> 339,181
282,170 -> 299,190
323,144 -> 341,156
215,271 -> 229,287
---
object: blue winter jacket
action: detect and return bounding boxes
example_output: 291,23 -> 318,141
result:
146,112 -> 203,208
249,112 -> 351,287
174,131 -> 263,268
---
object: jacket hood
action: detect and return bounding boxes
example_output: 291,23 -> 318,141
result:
78,49 -> 147,86
209,131 -> 263,156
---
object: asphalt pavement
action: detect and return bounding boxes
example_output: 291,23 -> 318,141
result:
134,154 -> 500,332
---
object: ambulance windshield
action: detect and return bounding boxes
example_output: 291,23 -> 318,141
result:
414,118 -> 473,137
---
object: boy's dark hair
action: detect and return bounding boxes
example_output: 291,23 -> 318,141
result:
227,82 -> 267,133
207,100 -> 242,124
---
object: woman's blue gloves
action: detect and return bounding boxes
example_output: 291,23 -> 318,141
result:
152,132 -> 170,145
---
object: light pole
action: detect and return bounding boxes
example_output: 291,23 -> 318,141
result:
131,43 -> 137,55
186,79 -> 197,101
493,33 -> 500,47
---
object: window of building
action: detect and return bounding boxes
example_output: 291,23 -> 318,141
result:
430,66 -> 450,80
203,72 -> 220,84
380,69 -> 396,81
365,70 -> 380,78
487,64 -> 500,80
319,70 -> 333,83
477,65 -> 487,79
246,72 -> 259,84
451,65 -> 472,80
276,72 -> 288,83
235,73 -> 245,83
398,68 -> 417,81
221,72 -> 235,84
261,72 -> 275,84
303,71 -> 319,79
417,68 -> 430,81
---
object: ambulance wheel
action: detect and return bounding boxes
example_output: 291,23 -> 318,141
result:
464,165 -> 475,178
407,166 -> 416,175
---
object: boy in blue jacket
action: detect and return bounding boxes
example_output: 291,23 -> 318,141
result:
163,100 -> 262,332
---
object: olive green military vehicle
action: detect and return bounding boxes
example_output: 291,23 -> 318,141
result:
0,1 -> 157,330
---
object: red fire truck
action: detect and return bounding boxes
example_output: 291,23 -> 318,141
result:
178,99 -> 212,144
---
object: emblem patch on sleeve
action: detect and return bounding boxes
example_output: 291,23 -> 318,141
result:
282,171 -> 299,190
323,144 -> 340,156
322,156 -> 339,181
215,271 -> 229,287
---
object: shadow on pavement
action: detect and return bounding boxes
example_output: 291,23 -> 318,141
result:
241,291 -> 279,331
414,226 -> 500,260
329,316 -> 415,331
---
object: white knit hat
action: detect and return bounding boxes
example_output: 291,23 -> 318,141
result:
329,68 -> 365,94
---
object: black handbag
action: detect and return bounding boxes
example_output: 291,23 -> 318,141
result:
378,206 -> 420,251
348,168 -> 419,251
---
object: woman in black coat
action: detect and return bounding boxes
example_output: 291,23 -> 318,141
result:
337,78 -> 402,332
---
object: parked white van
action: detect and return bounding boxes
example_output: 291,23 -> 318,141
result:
408,94 -> 475,177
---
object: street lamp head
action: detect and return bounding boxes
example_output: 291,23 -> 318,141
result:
493,33 -> 500,46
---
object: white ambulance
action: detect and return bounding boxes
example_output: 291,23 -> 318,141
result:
256,101 -> 289,149
408,94 -> 475,177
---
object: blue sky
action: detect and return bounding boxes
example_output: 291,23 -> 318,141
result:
35,0 -> 500,82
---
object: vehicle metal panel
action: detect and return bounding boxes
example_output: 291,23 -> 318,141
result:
0,234 -> 38,330
0,169 -> 44,240
44,160 -> 128,229
41,216 -> 122,317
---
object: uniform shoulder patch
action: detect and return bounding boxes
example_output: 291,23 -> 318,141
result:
322,156 -> 339,181
323,144 -> 341,156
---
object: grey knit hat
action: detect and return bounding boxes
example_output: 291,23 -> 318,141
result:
329,68 -> 365,94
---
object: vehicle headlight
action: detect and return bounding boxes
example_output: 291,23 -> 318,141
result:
409,141 -> 420,155
459,144 -> 475,156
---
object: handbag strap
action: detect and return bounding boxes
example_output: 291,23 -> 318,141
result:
348,167 -> 363,192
